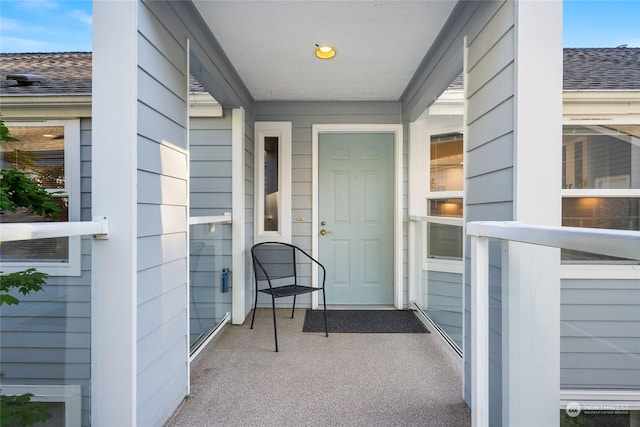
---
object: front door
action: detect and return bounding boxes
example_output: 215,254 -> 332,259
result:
318,133 -> 394,305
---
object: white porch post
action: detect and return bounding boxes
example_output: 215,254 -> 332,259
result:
505,1 -> 562,426
232,107 -> 246,324
92,1 -> 138,425
470,235 -> 489,427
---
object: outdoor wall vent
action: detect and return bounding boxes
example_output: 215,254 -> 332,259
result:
6,73 -> 46,86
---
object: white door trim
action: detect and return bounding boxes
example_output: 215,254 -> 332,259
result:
312,124 -> 404,309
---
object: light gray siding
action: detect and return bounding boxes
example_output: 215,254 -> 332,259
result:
0,117 -> 93,426
463,1 -> 515,424
134,0 -> 258,421
244,120 -> 255,317
190,115 -> 233,216
424,270 -> 464,349
255,101 -> 402,307
136,2 -> 189,425
189,114 -> 233,343
561,278 -> 640,389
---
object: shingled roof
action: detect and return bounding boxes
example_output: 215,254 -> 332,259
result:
0,51 -> 206,95
1,48 -> 639,96
1,52 -> 92,95
564,47 -> 640,90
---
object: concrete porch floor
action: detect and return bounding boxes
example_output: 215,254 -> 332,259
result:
165,308 -> 471,427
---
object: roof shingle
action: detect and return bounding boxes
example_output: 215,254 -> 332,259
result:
563,47 -> 640,90
1,52 -> 92,95
1,48 -> 639,96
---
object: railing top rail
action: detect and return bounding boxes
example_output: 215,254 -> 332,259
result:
0,216 -> 109,242
467,221 -> 640,261
409,215 -> 464,227
0,213 -> 234,243
188,213 -> 232,226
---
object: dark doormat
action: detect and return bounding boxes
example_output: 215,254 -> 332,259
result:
302,309 -> 429,333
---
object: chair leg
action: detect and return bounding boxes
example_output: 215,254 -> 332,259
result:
271,297 -> 279,352
291,295 -> 297,318
250,288 -> 259,329
322,289 -> 328,338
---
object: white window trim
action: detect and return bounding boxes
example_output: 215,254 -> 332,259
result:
254,121 -> 292,243
561,119 -> 640,279
1,120 -> 81,276
408,120 -> 465,308
422,126 -> 465,267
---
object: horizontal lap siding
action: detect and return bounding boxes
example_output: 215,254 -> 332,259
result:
561,278 -> 640,389
255,101 -> 401,308
190,116 -> 233,216
244,121 -> 255,316
425,271 -> 464,348
0,117 -> 93,426
136,2 -> 189,425
189,115 -> 233,335
463,2 -> 514,424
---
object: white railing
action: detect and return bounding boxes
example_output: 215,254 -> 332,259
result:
0,216 -> 109,242
0,212 -> 233,243
467,221 -> 640,427
188,212 -> 231,226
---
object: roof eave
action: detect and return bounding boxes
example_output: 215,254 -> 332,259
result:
563,90 -> 640,103
0,94 -> 92,119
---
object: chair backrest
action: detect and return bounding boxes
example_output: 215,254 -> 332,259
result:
251,242 -> 298,282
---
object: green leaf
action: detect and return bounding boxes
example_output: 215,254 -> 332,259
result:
1,393 -> 53,427
0,294 -> 20,306
0,269 -> 48,306
0,169 -> 61,217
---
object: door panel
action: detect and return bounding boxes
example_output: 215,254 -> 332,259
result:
319,133 -> 394,305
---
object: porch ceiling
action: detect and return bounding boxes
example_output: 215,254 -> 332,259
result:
193,1 -> 457,102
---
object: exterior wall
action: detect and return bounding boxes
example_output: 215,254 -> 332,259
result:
561,93 -> 640,393
0,117 -> 93,426
243,120 -> 255,317
561,278 -> 640,389
135,2 -> 190,425
254,101 -> 402,307
94,1 -> 256,424
190,114 -> 233,217
424,270 -> 464,348
463,3 -> 515,423
462,1 -> 563,425
189,114 -> 233,340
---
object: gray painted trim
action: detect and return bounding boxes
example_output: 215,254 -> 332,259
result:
156,1 -> 255,111
401,1 -> 481,122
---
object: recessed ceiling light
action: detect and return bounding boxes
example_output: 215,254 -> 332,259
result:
314,44 -> 337,60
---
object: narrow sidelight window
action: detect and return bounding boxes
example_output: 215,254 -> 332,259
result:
254,122 -> 291,242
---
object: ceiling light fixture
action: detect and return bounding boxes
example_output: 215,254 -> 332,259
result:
314,44 -> 337,60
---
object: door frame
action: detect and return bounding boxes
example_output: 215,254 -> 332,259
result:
311,124 -> 404,309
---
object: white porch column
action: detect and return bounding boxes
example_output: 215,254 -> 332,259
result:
504,1 -> 562,426
232,107 -> 246,324
92,1 -> 138,425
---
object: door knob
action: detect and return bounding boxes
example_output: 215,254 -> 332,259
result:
320,229 -> 329,235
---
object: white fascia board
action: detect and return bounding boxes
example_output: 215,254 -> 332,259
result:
563,91 -> 640,121
0,95 -> 92,119
188,92 -> 223,117
563,90 -> 640,103
427,90 -> 464,116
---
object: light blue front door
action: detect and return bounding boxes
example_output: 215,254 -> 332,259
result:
318,133 -> 394,305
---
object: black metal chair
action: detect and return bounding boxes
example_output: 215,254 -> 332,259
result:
250,242 -> 328,352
